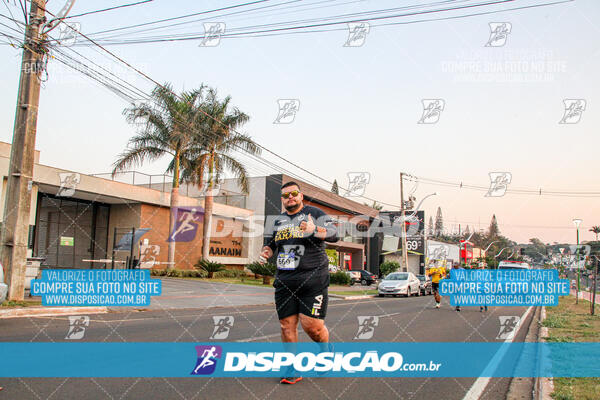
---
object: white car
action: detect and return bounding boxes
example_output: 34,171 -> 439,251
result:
0,262 -> 7,303
378,272 -> 421,297
498,261 -> 531,270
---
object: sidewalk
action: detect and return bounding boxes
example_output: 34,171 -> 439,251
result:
0,306 -> 107,319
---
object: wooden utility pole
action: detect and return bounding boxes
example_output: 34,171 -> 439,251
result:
400,172 -> 408,272
1,0 -> 46,301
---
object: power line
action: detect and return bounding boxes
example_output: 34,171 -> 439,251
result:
408,176 -> 600,198
89,0 -> 460,41
71,0 -> 572,46
64,0 -> 155,20
86,0 -> 273,37
80,0 -> 515,45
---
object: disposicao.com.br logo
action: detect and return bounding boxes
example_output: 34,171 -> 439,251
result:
189,344 -> 442,377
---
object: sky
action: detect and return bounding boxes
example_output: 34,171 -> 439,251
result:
0,0 -> 598,244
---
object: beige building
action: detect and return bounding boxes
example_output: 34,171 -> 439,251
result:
0,142 -> 254,270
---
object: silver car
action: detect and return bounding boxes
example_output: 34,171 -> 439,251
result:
378,272 -> 421,297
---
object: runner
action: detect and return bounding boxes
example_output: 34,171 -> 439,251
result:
426,264 -> 447,309
260,182 -> 338,384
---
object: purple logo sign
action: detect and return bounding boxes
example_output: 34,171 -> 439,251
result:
191,345 -> 222,375
168,207 -> 204,242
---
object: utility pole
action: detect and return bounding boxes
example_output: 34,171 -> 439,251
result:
400,172 -> 408,272
1,0 -> 46,301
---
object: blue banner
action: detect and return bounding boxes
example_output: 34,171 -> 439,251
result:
1,342 -> 599,378
439,269 -> 569,306
30,269 -> 162,307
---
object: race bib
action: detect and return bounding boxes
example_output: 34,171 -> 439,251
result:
277,251 -> 297,270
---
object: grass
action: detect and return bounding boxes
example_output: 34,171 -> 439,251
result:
546,296 -> 600,400
1,299 -> 42,308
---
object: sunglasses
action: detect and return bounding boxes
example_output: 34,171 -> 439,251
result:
281,190 -> 300,199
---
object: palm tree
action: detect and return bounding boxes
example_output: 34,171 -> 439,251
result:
590,226 -> 600,241
112,83 -> 207,269
179,88 -> 261,260
364,200 -> 383,211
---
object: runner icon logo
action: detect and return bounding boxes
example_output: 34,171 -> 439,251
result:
65,315 -> 89,340
57,172 -> 81,197
485,22 -> 512,47
559,99 -> 586,124
354,316 -> 379,340
344,22 -> 370,47
485,172 -> 512,197
273,99 -> 300,124
418,99 -> 445,124
210,316 -> 234,340
497,316 -> 521,340
191,346 -> 222,375
199,23 -> 226,47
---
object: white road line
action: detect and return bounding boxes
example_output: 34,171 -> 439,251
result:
462,306 -> 534,400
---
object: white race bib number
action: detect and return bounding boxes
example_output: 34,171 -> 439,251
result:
277,251 -> 297,270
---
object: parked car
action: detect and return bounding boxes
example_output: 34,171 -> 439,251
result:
378,272 -> 421,297
0,262 -> 7,304
416,274 -> 432,295
345,270 -> 361,285
498,261 -> 531,270
358,270 -> 378,286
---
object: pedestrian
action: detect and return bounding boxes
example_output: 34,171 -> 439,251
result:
426,263 -> 447,309
454,263 -> 464,311
259,182 -> 338,384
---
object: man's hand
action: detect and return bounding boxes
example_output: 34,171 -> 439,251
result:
259,246 -> 273,264
299,214 -> 316,235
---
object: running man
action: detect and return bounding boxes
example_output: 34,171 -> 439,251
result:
193,346 -> 218,374
426,264 -> 447,308
260,182 -> 338,384
170,208 -> 202,240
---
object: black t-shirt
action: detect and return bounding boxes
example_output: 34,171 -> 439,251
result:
265,205 -> 338,283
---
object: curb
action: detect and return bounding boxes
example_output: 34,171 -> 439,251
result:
0,306 -> 108,319
329,294 -> 376,300
536,306 -> 554,400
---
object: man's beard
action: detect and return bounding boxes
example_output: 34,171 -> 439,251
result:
284,202 -> 302,213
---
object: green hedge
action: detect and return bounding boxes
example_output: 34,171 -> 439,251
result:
246,262 -> 276,277
330,270 -> 351,285
379,261 -> 401,277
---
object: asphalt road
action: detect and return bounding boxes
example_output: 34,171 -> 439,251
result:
0,292 -> 536,400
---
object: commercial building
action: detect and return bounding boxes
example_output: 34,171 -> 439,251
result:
179,174 -> 381,272
0,142 -> 254,272
379,211 -> 426,275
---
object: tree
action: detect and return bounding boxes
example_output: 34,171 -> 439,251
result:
488,214 -> 500,238
331,179 -> 339,195
113,83 -> 207,269
590,226 -> 600,241
364,200 -> 383,211
464,225 -> 471,238
428,216 -> 434,238
179,87 -> 261,260
434,207 -> 443,237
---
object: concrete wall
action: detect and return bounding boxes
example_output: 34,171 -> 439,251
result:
384,253 -> 421,275
107,203 -> 142,263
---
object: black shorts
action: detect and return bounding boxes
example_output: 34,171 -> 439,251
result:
432,282 -> 439,292
274,275 -> 328,320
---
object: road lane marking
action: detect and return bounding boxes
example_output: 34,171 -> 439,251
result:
462,305 -> 534,400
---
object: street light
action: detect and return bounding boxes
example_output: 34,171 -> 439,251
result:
402,192 -> 437,273
573,218 -> 583,304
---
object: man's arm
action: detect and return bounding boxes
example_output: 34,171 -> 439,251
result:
312,209 -> 338,242
260,215 -> 278,264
